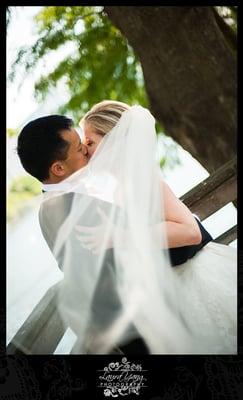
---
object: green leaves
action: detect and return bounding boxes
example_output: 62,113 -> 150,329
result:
8,6 -> 181,170
215,6 -> 237,32
7,128 -> 19,137
8,6 -> 148,124
10,175 -> 41,194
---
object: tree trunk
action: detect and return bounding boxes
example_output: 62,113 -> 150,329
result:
104,6 -> 237,172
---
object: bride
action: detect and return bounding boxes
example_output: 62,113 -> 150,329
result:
37,101 -> 237,354
77,101 -> 237,353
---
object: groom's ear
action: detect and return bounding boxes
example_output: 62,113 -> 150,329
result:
50,161 -> 66,177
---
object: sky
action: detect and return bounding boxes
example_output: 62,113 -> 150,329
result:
7,6 -> 75,130
7,7 -> 43,129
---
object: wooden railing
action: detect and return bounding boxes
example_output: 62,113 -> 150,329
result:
7,157 -> 237,355
7,281 -> 64,355
181,156 -> 237,244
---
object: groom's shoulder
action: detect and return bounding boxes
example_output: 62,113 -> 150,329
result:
39,191 -> 115,226
40,191 -> 75,206
38,192 -> 75,223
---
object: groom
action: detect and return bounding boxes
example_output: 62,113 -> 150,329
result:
17,114 -> 149,354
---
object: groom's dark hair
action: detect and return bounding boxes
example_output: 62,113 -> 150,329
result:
17,115 -> 74,181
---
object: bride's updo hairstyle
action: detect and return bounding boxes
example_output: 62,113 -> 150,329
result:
79,100 -> 130,136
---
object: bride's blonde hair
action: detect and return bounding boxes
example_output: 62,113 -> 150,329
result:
79,100 -> 131,136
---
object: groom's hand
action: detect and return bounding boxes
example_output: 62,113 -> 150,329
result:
75,207 -> 114,255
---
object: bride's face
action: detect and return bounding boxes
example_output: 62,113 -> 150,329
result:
82,121 -> 103,159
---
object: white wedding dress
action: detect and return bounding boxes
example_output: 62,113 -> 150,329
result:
172,240 -> 237,354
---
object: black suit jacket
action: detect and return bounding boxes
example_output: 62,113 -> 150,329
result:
169,218 -> 212,266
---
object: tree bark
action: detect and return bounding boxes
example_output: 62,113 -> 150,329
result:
104,6 -> 237,172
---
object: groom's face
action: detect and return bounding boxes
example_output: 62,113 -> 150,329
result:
60,128 -> 88,175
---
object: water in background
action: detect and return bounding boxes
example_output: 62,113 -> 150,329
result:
7,196 -> 63,344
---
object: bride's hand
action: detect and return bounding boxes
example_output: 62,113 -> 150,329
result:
75,207 -> 114,255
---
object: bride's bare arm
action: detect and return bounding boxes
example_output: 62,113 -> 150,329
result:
75,180 -> 202,253
155,180 -> 202,248
114,179 -> 201,249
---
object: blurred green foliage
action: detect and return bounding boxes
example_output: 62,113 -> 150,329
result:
8,5 -> 180,170
7,175 -> 41,222
7,128 -> 19,137
8,6 -> 148,124
215,6 -> 237,33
